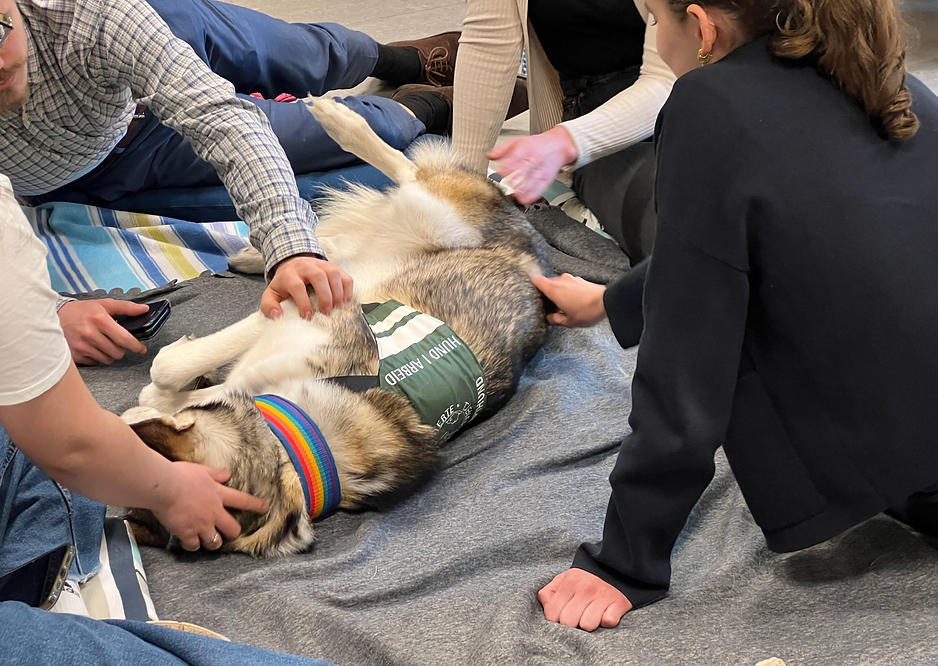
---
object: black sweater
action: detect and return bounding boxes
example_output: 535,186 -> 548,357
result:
528,0 -> 646,77
573,38 -> 938,608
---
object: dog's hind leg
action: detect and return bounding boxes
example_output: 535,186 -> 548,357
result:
307,97 -> 417,185
150,313 -> 268,392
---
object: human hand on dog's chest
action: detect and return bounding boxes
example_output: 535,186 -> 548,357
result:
262,255 -> 354,320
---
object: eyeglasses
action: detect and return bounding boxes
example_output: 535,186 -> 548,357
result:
0,14 -> 13,51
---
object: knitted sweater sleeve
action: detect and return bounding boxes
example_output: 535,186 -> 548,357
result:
454,0 -> 674,174
452,0 -> 527,174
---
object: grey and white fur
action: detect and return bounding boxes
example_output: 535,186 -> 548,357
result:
121,97 -> 551,558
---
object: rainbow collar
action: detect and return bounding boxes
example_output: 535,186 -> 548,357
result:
253,394 -> 341,520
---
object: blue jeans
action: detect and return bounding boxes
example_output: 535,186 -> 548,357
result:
34,0 -> 425,203
0,426 -> 104,579
0,427 -> 335,666
0,602 -> 338,665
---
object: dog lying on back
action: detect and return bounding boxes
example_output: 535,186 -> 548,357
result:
120,97 -> 550,557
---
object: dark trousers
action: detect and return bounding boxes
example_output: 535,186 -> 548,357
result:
560,67 -> 657,266
34,0 -> 424,205
887,483 -> 938,538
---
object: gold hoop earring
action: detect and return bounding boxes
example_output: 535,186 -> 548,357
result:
698,49 -> 712,66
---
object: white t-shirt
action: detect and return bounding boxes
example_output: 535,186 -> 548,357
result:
0,174 -> 71,406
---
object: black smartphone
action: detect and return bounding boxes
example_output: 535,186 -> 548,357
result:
113,300 -> 171,340
0,544 -> 75,609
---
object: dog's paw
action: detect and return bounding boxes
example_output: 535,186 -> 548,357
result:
150,336 -> 199,390
191,369 -> 218,389
307,97 -> 370,139
165,334 -> 197,349
137,382 -> 186,413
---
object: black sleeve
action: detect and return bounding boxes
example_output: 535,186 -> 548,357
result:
572,75 -> 754,609
603,257 -> 648,349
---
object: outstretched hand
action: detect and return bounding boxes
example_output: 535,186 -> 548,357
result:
261,254 -> 354,320
538,568 -> 633,631
488,126 -> 579,205
58,299 -> 149,365
150,462 -> 269,552
531,274 -> 607,328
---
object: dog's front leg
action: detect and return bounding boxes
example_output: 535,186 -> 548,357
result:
137,381 -> 230,414
150,312 -> 267,391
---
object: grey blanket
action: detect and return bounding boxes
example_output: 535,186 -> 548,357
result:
82,271 -> 938,666
525,204 -> 631,284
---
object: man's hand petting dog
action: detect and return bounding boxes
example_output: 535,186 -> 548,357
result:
262,254 -> 354,320
539,568 -> 632,631
531,274 -> 608,328
151,462 -> 269,552
59,299 -> 148,365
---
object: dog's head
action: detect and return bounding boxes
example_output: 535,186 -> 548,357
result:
121,394 -> 315,558
121,384 -> 441,558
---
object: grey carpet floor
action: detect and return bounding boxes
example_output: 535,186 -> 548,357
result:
82,257 -> 938,666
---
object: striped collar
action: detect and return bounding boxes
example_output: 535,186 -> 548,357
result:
253,394 -> 341,520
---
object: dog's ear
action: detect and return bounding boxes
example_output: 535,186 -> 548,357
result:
121,407 -> 197,462
121,406 -> 196,430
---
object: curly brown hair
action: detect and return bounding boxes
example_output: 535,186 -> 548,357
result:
665,0 -> 919,140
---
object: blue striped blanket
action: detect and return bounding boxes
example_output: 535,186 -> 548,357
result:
22,202 -> 251,294
22,178 -> 602,296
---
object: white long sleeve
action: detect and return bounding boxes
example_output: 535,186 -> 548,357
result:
560,18 -> 675,168
452,0 -> 675,174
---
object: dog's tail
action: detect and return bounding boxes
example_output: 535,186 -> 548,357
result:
307,97 -> 418,185
228,246 -> 265,275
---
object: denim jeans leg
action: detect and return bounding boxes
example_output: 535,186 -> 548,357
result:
143,0 -> 379,97
0,601 -> 339,666
0,426 -> 105,580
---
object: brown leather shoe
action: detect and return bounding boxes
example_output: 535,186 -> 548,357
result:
392,83 -> 454,104
387,32 -> 460,87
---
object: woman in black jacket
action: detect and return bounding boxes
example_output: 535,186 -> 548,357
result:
533,0 -> 938,631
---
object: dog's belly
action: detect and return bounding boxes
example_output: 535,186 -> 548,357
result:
360,248 -> 548,416
223,315 -> 333,389
223,301 -> 379,396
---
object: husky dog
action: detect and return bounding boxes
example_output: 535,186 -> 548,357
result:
121,98 -> 550,558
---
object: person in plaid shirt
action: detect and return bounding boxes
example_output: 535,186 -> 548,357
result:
0,0 -> 462,364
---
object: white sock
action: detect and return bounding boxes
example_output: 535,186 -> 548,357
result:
47,579 -> 91,617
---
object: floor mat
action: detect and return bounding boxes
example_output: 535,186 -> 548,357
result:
81,272 -> 938,666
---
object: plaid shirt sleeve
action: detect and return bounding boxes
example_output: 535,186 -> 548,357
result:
83,0 -> 323,275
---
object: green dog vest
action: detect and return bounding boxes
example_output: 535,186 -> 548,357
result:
363,300 -> 488,443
